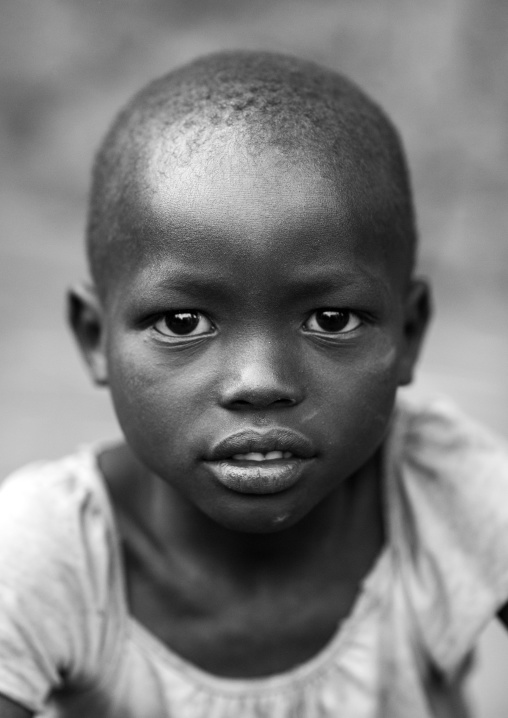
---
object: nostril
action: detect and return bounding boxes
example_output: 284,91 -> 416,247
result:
219,366 -> 304,410
227,394 -> 298,410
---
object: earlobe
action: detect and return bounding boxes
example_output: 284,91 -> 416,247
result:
67,283 -> 109,386
398,278 -> 432,386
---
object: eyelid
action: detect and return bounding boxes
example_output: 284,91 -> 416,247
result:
152,311 -> 215,339
303,309 -> 363,334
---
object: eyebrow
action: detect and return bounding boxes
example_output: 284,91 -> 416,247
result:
279,269 -> 391,301
141,269 -> 236,302
140,265 -> 391,303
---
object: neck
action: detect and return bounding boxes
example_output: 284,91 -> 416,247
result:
153,451 -> 384,586
101,442 -> 384,587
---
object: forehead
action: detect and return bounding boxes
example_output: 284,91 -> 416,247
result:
110,130 -> 405,298
145,131 -> 342,223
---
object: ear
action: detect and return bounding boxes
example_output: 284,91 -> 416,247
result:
67,283 -> 109,386
398,278 -> 432,386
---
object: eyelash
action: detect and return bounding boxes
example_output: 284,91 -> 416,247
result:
150,308 -> 363,341
152,311 -> 215,339
303,309 -> 362,335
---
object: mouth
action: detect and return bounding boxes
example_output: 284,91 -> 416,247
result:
231,450 -> 294,461
204,429 -> 315,495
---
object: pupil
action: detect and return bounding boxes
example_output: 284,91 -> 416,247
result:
165,312 -> 199,335
316,310 -> 349,332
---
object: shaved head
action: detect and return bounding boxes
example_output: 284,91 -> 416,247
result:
86,51 -> 417,297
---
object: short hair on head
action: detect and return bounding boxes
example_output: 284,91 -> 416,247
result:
86,50 -> 417,297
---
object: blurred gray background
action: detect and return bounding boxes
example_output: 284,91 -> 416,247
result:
1,0 -> 507,714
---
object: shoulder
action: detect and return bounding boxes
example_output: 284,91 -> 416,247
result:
394,390 -> 508,490
0,448 -> 119,605
0,449 -> 125,703
0,449 -> 113,558
391,389 -> 508,553
396,389 -> 508,453
387,390 -> 508,673
1,451 -> 96,512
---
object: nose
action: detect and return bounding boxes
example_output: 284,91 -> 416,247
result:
219,336 -> 305,410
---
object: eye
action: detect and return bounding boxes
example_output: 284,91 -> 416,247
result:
303,309 -> 362,334
153,311 -> 214,338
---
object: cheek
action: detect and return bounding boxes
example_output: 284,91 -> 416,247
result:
357,342 -> 400,401
351,342 -> 400,415
105,337 -> 215,449
309,340 -> 401,443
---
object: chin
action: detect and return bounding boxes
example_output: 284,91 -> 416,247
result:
207,493 -> 312,534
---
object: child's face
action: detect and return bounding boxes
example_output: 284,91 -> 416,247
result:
75,133 -> 429,534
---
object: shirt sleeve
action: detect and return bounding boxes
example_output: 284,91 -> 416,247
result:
0,456 -> 120,713
388,394 -> 508,677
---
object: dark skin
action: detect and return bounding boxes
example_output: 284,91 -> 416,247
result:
99,440 -> 385,676
0,144 -> 391,718
2,129 -> 505,716
70,137 -> 429,677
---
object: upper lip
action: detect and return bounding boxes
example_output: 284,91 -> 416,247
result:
207,429 -> 316,461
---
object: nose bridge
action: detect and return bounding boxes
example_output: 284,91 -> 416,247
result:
219,329 -> 304,409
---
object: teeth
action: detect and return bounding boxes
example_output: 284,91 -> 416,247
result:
266,451 -> 284,460
235,452 -> 266,461
231,451 -> 293,461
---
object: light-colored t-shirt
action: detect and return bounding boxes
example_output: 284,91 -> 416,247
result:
1,393 -> 508,717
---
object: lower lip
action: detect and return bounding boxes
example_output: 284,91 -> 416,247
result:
206,459 -> 308,495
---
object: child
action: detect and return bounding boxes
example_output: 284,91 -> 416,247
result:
0,50 -> 507,718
